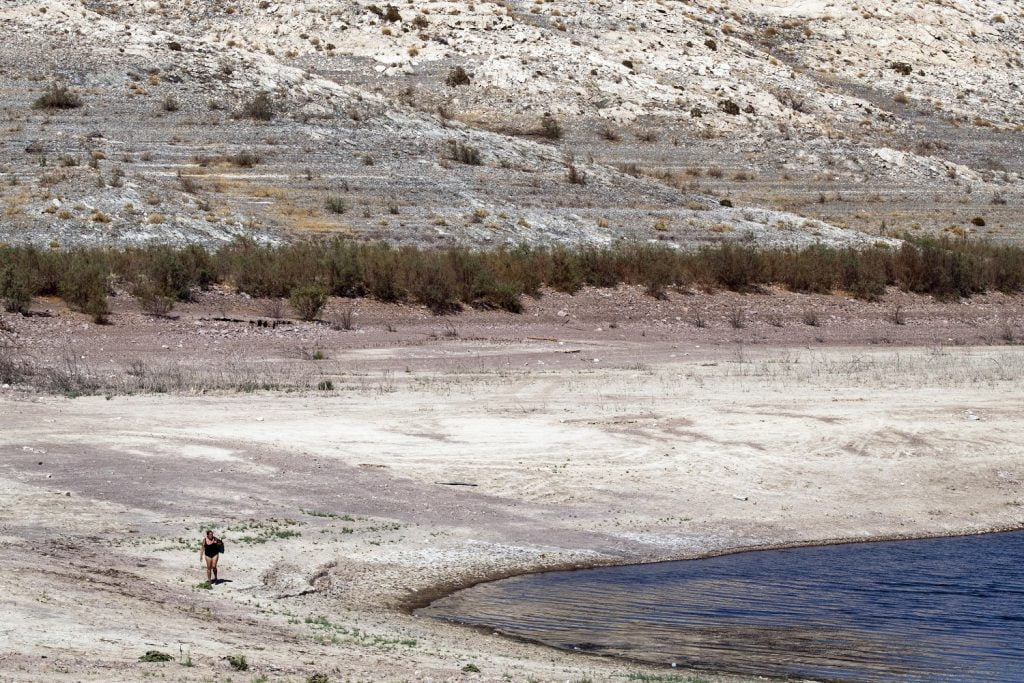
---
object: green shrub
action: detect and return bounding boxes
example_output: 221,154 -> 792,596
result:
841,248 -> 888,301
546,246 -> 584,294
138,651 -> 173,663
893,239 -> 981,301
325,197 -> 347,214
703,243 -> 763,292
891,61 -> 913,76
363,247 -> 402,301
121,244 -> 207,301
988,245 -> 1024,293
540,115 -> 563,140
58,254 -> 110,324
218,239 -> 297,298
479,280 -> 522,313
290,284 -> 328,321
83,293 -> 111,324
638,248 -> 682,299
230,150 -> 261,167
416,260 -> 461,314
226,654 -> 248,671
770,245 -> 838,294
2,236 -> 1021,321
239,92 -> 275,121
136,284 -> 175,317
32,84 -> 82,110
445,66 -> 471,87
0,263 -> 32,314
445,139 -> 482,165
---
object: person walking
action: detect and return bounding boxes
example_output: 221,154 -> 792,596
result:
200,529 -> 224,583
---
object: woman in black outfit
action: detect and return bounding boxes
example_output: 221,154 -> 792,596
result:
199,529 -> 223,583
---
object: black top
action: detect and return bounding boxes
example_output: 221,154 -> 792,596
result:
203,537 -> 223,557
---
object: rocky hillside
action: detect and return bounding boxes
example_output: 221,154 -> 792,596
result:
0,0 -> 1020,248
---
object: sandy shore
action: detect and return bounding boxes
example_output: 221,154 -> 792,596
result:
2,294 -> 1023,681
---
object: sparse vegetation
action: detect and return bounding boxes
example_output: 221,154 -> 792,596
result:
325,197 -> 347,214
139,651 -> 173,663
32,84 -> 82,110
444,139 -> 482,166
566,161 -> 587,185
718,99 -> 740,115
226,654 -> 248,671
540,115 -> 563,140
332,308 -> 355,331
728,308 -> 746,329
238,92 -> 275,121
230,150 -> 261,167
890,61 -> 913,76
445,66 -> 472,87
137,285 -> 175,317
776,90 -> 807,112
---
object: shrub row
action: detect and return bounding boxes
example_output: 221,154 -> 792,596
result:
1,237 -> 1022,318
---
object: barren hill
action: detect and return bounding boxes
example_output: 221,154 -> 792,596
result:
0,0 -> 1021,247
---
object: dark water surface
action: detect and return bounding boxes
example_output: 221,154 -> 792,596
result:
419,532 -> 1024,682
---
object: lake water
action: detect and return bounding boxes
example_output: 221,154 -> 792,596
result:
419,531 -> 1024,682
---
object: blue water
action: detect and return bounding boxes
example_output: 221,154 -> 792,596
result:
420,531 -> 1024,682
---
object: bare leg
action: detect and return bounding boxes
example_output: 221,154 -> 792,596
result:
211,554 -> 219,581
205,556 -> 213,581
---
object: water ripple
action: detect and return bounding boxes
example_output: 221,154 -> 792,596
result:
420,531 -> 1024,682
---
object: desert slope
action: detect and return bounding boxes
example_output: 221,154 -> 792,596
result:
0,0 -> 1020,246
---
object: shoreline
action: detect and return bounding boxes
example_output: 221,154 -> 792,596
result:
406,523 -> 1024,615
